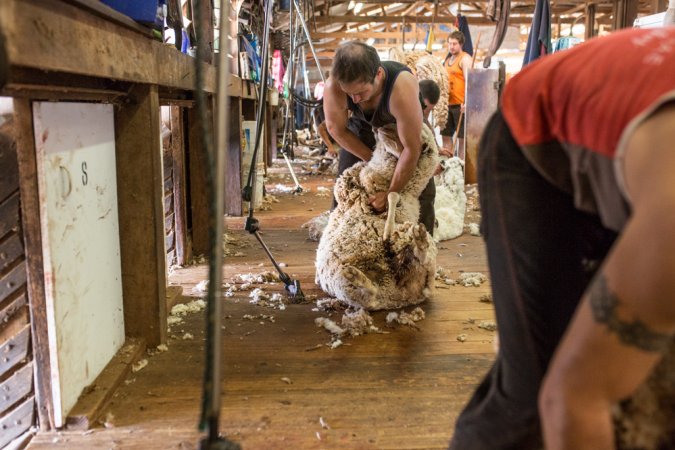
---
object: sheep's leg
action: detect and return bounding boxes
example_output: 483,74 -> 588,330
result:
383,191 -> 401,241
341,265 -> 377,305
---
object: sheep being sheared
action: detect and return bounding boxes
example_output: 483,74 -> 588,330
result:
315,124 -> 439,310
612,342 -> 675,449
434,156 -> 467,241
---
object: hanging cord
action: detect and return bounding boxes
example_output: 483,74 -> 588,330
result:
193,0 -> 240,448
243,0 -> 273,205
242,0 -> 305,301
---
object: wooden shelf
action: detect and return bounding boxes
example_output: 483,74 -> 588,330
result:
0,0 -> 217,93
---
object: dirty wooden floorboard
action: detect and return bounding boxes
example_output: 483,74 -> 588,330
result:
28,157 -> 495,449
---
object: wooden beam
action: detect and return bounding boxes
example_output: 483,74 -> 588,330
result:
314,13 -> 457,24
14,98 -> 54,431
65,338 -> 145,430
312,30 -> 456,39
585,3 -> 597,38
187,103 -> 213,253
653,0 -> 667,12
613,0 -> 640,28
0,0 -> 216,92
313,14 -> 592,26
115,84 -> 167,347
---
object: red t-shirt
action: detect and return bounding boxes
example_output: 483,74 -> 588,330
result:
500,28 -> 675,231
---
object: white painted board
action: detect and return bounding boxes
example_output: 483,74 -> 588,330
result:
241,120 -> 264,209
33,102 -> 125,427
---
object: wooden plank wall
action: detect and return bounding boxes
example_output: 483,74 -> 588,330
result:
0,118 -> 36,447
162,114 -> 176,269
170,106 -> 189,266
161,105 -> 191,269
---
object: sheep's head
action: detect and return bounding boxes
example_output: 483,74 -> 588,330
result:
376,124 -> 403,158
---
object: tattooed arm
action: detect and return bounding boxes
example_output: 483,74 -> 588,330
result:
539,104 -> 675,450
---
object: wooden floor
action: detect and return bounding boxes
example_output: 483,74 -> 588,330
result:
28,156 -> 496,450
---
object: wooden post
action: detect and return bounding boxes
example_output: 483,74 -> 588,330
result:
613,0 -> 639,29
266,106 -> 277,167
192,0 -> 214,64
653,0 -> 667,13
187,101 -> 214,255
585,3 -> 597,39
170,106 -> 190,265
13,98 -> 54,430
225,97 -> 243,216
114,84 -> 167,347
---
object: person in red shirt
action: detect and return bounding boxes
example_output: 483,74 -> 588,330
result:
449,28 -> 675,450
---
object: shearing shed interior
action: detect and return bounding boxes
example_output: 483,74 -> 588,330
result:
0,1 -> 674,449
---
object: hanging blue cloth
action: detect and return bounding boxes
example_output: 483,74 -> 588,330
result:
523,0 -> 552,66
181,29 -> 190,54
456,14 -> 474,56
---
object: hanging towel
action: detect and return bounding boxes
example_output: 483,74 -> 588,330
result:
482,0 -> 510,68
425,27 -> 435,53
272,49 -> 286,93
456,15 -> 473,56
523,0 -> 552,66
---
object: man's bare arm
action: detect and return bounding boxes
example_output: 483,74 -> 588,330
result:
539,104 -> 675,450
323,77 -> 373,162
369,72 -> 423,212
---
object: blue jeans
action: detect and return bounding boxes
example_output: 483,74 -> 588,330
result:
449,111 -> 617,449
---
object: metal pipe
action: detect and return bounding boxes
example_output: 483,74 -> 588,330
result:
205,0 -> 230,430
245,0 -> 274,214
292,0 -> 325,82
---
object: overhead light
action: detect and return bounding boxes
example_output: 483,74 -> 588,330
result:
366,38 -> 375,45
354,2 -> 364,13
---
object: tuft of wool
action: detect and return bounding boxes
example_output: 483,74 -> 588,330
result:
302,211 -> 331,242
171,299 -> 206,316
315,317 -> 345,335
458,272 -> 488,287
341,308 -> 380,336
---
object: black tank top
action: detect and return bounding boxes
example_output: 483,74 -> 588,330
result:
347,61 -> 412,129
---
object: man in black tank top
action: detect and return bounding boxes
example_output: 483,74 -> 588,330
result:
323,41 -> 436,235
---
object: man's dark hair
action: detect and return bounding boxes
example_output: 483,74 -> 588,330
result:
449,30 -> 465,46
419,79 -> 440,105
331,41 -> 381,84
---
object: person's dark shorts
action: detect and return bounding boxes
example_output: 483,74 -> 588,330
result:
440,104 -> 464,137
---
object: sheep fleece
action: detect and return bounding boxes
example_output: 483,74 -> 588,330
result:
315,124 -> 439,310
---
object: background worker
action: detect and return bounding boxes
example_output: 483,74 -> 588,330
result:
323,41 -> 436,235
449,28 -> 675,450
441,30 -> 471,157
314,70 -> 329,101
419,79 -> 441,127
312,99 -> 338,156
